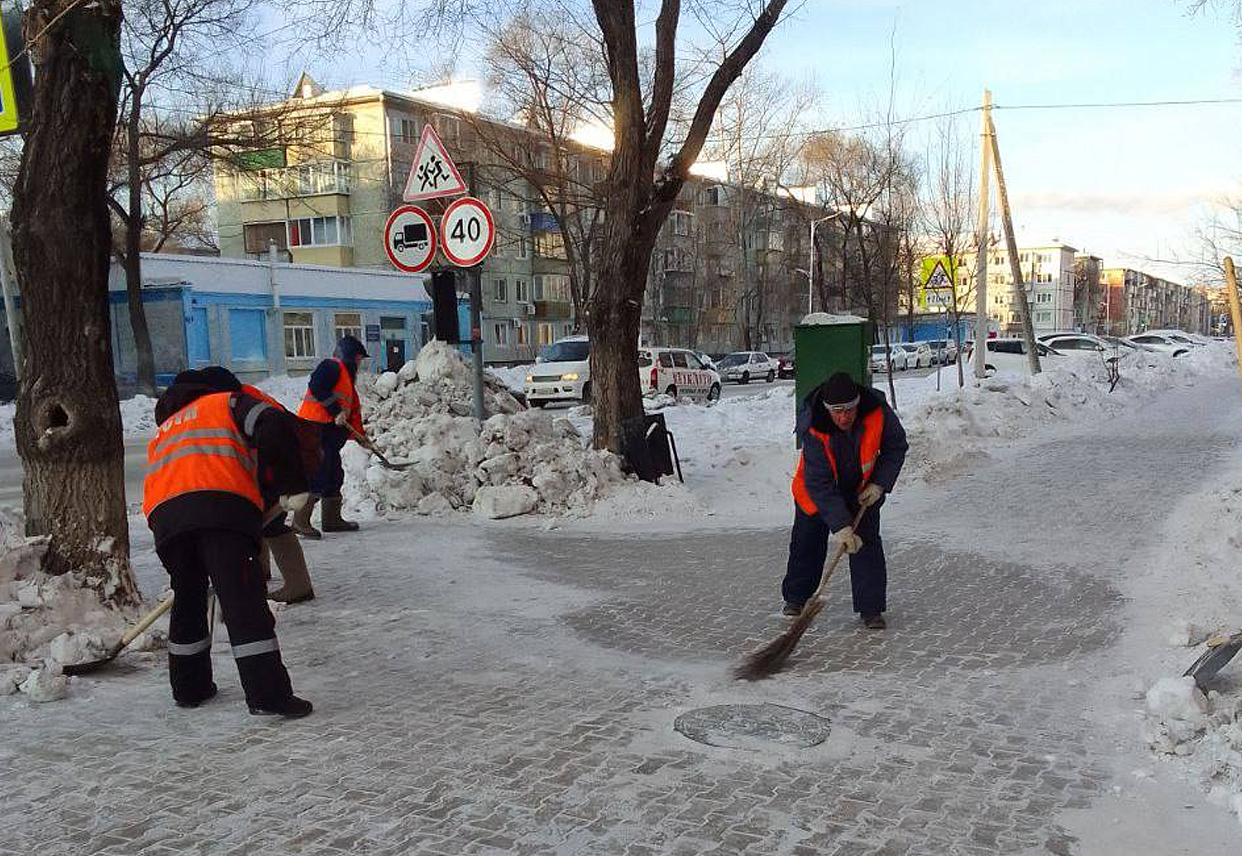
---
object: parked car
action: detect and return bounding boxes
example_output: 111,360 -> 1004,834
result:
639,347 -> 722,402
924,339 -> 959,365
1143,328 -> 1209,347
717,351 -> 780,384
896,342 -> 933,369
773,351 -> 796,379
963,338 -> 1063,375
870,344 -> 908,373
1126,333 -> 1190,357
525,335 -> 591,407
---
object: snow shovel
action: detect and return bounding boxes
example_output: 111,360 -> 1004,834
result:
61,596 -> 174,676
1184,631 -> 1242,690
346,423 -> 413,471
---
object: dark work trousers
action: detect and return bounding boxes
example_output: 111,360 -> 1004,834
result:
310,424 -> 348,498
782,503 -> 887,616
157,529 -> 294,707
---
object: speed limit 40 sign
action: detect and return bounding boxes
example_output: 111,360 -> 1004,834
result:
439,196 -> 495,267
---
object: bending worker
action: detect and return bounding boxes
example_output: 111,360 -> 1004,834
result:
784,371 -> 908,629
198,366 -> 318,604
294,335 -> 368,538
143,369 -> 313,717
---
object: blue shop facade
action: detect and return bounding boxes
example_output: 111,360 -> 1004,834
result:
106,254 -> 467,390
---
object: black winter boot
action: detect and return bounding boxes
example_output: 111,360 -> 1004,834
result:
249,695 -> 314,718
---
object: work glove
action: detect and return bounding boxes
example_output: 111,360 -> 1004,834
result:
333,411 -> 348,427
279,492 -> 311,513
859,483 -> 884,508
830,526 -> 863,555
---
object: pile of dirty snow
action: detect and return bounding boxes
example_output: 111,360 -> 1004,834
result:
484,363 -> 533,394
343,342 -> 631,519
0,509 -> 157,702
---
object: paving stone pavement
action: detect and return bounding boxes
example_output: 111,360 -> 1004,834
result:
2,380 -> 1239,855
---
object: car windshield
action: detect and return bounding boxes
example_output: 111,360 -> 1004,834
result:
899,344 -> 918,352
539,340 -> 589,363
871,346 -> 887,355
718,353 -> 749,367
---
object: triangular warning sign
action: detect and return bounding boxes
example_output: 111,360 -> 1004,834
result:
403,124 -> 468,202
925,259 -> 953,288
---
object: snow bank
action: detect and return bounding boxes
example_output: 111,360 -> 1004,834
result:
0,508 -> 152,702
800,312 -> 867,325
1128,441 -> 1242,823
485,363 -> 533,394
343,342 -> 631,519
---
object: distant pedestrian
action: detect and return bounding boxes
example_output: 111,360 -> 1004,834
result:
783,371 -> 908,629
294,335 -> 369,538
144,370 -> 312,716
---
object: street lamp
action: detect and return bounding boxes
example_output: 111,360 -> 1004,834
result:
807,212 -> 842,316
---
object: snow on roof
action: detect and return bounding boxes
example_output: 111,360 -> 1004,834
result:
799,312 -> 868,326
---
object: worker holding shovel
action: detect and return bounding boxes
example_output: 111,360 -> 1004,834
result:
144,371 -> 313,717
784,371 -> 908,630
294,335 -> 369,538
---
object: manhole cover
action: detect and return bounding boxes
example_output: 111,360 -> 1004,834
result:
673,703 -> 831,750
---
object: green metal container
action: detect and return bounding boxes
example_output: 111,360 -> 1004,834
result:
793,317 -> 874,407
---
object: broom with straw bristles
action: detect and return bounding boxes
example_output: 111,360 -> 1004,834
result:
733,505 -> 868,681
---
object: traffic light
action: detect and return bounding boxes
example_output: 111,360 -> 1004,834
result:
430,270 -> 460,344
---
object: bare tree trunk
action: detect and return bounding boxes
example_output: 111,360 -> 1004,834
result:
588,250 -> 648,450
12,0 -> 138,602
124,88 -> 157,395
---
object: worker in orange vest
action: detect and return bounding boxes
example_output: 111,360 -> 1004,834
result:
145,370 -> 312,717
199,366 -> 318,604
785,371 -> 908,629
293,335 -> 368,538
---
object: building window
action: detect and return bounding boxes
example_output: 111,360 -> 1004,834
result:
533,275 -> 568,302
517,236 -> 529,260
516,322 -> 529,345
229,309 -> 267,362
493,322 -> 510,345
537,322 -> 556,345
493,278 -> 508,302
243,221 -> 287,255
701,185 -> 723,206
284,312 -> 315,359
392,116 -> 418,144
671,210 -> 692,236
534,231 -> 566,260
515,279 -> 529,303
1036,292 -> 1052,304
288,216 -> 352,248
1037,311 -> 1052,323
334,312 -> 362,343
434,113 -> 460,141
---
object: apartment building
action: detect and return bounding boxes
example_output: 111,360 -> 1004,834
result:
1099,268 -> 1210,334
213,75 -> 595,364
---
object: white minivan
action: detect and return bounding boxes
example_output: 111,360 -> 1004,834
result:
525,336 -> 591,407
639,347 -> 722,402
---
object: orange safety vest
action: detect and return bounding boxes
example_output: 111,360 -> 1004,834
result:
241,384 -> 287,413
143,392 -> 262,517
297,358 -> 363,434
791,407 -> 885,516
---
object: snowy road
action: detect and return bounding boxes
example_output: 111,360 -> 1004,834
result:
2,377 -> 1240,853
0,440 -> 148,509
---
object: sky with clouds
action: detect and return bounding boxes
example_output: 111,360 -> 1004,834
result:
291,0 -> 1242,282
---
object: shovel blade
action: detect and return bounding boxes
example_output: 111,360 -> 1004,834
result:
1185,639 -> 1242,690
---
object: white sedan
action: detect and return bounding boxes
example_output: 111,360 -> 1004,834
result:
870,344 -> 908,373
717,351 -> 780,384
1127,333 -> 1192,357
896,342 -> 933,369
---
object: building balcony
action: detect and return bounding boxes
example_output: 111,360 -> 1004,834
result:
237,160 -> 351,202
534,299 -> 572,319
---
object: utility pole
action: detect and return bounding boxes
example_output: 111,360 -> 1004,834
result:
0,215 -> 20,380
973,89 -> 993,379
989,107 -> 1042,373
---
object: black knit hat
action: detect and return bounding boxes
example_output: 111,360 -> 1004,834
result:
198,365 -> 242,392
821,372 -> 860,411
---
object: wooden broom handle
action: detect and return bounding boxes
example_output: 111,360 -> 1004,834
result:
806,504 -> 870,605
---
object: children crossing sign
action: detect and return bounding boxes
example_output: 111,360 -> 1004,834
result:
919,255 -> 958,310
402,124 -> 467,202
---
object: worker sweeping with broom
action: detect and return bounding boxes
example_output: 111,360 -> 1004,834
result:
783,371 -> 908,630
737,370 -> 908,681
